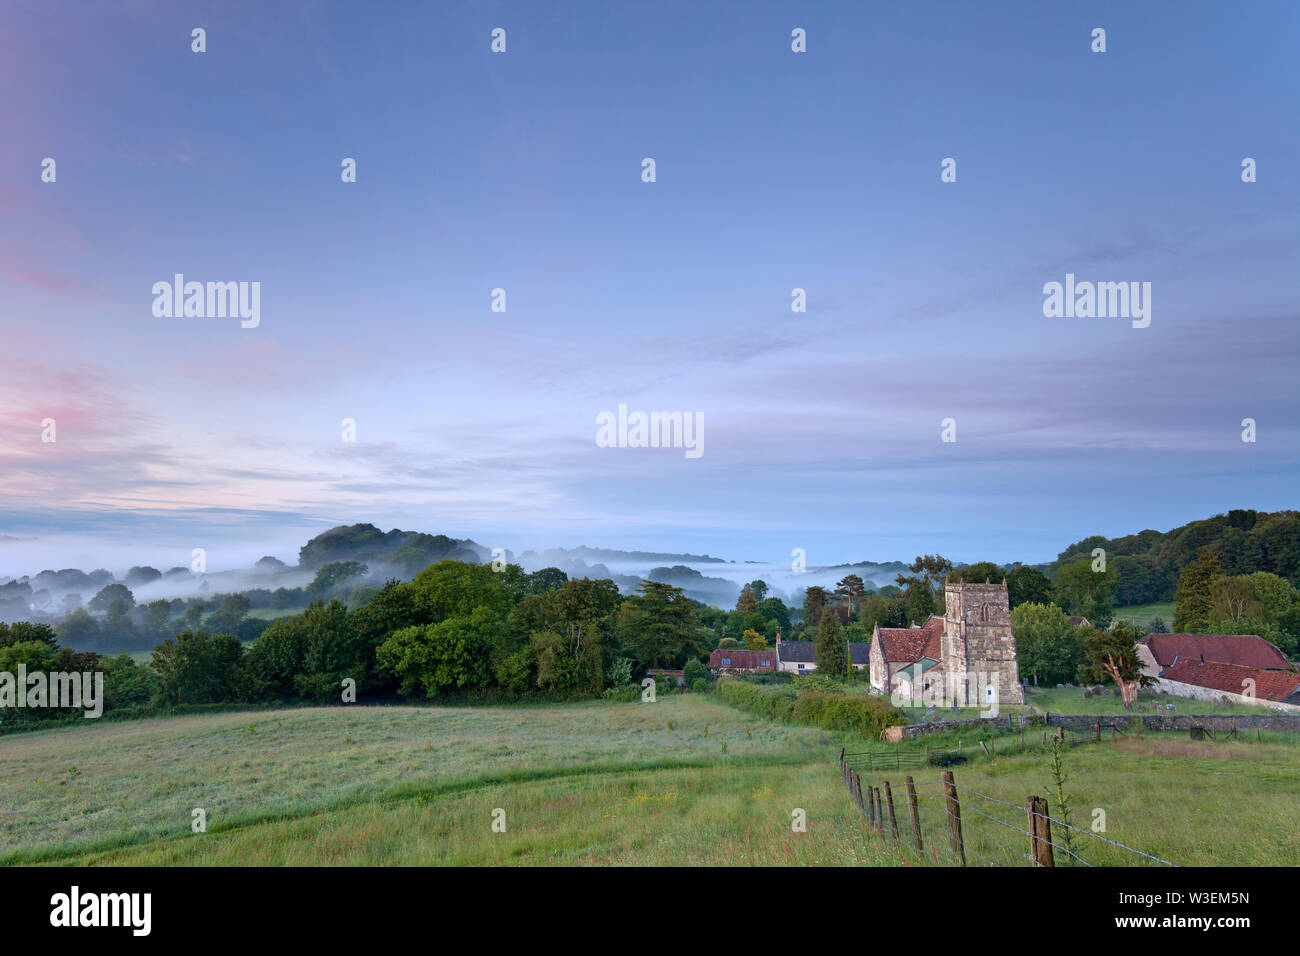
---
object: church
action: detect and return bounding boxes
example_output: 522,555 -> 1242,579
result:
868,579 -> 1024,706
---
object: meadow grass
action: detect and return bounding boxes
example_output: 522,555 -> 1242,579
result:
0,695 -> 832,863
1024,685 -> 1283,716
1112,602 -> 1177,626
4,692 -> 1297,866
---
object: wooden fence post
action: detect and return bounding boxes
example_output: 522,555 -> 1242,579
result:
941,770 -> 966,866
1095,721 -> 1101,742
866,781 -> 876,827
1027,795 -> 1054,867
905,775 -> 923,854
874,788 -> 885,833
883,780 -> 900,840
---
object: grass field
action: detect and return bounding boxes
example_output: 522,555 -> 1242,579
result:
2,693 -> 1296,866
1112,601 -> 1176,626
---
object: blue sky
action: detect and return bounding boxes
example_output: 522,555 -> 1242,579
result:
1,0 -> 1297,576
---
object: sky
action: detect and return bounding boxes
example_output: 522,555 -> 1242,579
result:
0,0 -> 1297,577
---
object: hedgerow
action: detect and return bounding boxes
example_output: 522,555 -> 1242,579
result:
715,678 -> 902,738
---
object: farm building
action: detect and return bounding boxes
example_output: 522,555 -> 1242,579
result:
1136,633 -> 1292,678
1150,657 -> 1300,711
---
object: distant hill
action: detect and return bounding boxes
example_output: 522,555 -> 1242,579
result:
1050,509 -> 1300,605
297,524 -> 487,571
646,565 -> 741,607
815,560 -> 912,590
519,545 -> 726,565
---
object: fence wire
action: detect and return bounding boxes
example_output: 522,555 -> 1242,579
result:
837,754 -> 1177,868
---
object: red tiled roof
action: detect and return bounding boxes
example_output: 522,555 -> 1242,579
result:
1141,633 -> 1291,670
1159,658 -> 1300,703
708,648 -> 776,670
876,615 -> 943,663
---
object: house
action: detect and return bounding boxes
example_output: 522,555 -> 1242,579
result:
707,648 -> 776,675
773,632 -> 870,673
1136,633 -> 1292,679
775,638 -> 816,673
1067,616 -> 1091,628
1151,657 -> 1300,711
868,579 -> 1024,706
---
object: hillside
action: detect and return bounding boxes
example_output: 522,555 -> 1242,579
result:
1051,509 -> 1300,605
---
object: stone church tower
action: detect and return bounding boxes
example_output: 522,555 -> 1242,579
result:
940,579 -> 1024,706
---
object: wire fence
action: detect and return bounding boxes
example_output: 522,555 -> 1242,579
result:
837,748 -> 1178,868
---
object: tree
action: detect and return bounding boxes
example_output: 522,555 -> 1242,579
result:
1010,602 -> 1086,686
1173,547 -> 1222,633
741,629 -> 768,650
803,586 -> 828,627
735,587 -> 757,616
834,574 -> 866,618
103,598 -> 135,642
125,566 -> 162,587
204,593 -> 251,634
88,583 -> 134,613
410,560 -> 510,624
1078,621 -> 1147,690
1006,564 -> 1054,610
0,621 -> 58,649
305,560 -> 369,597
141,600 -> 174,639
744,580 -> 769,602
57,608 -> 100,649
954,562 -> 1002,585
617,580 -> 704,669
376,607 -> 501,697
896,555 -> 952,623
149,631 -> 244,705
814,612 -> 847,678
1054,558 -> 1117,626
526,567 -> 569,595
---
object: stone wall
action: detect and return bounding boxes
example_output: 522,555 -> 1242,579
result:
883,713 -> 1042,741
882,710 -> 1300,740
1044,712 -> 1300,732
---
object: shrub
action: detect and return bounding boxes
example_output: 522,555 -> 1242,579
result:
692,678 -> 709,694
683,658 -> 709,684
602,683 -> 641,702
793,672 -> 841,692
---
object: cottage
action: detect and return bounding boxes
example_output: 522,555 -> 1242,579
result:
707,648 -> 776,675
773,632 -> 870,673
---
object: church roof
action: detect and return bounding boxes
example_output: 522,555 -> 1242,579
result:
876,615 -> 944,663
